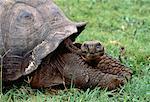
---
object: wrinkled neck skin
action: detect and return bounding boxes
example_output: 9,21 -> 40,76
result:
64,38 -> 83,55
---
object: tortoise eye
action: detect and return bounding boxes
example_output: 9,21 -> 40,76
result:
96,45 -> 100,49
81,43 -> 88,53
96,43 -> 101,49
83,44 -> 88,48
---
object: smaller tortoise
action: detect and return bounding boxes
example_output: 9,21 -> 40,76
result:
30,44 -> 125,90
66,40 -> 133,81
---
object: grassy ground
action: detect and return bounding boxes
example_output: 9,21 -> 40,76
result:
1,0 -> 150,101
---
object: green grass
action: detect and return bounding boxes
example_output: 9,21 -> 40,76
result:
1,0 -> 150,101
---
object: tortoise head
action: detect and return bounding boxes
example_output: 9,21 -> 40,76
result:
81,41 -> 104,61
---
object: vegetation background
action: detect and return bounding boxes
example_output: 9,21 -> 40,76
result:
1,0 -> 150,101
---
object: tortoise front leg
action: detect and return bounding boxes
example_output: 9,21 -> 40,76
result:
96,54 -> 133,81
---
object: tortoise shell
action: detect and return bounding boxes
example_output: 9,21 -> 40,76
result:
0,0 -> 86,81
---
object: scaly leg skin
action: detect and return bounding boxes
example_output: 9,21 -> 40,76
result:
96,54 -> 133,81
